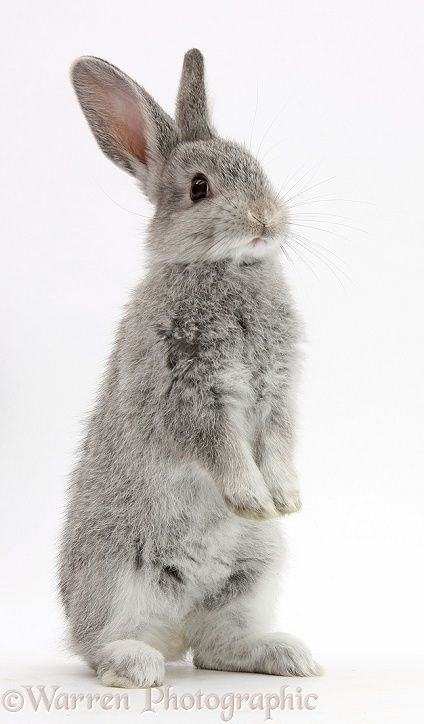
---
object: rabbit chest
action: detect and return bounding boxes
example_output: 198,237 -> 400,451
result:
161,259 -> 298,421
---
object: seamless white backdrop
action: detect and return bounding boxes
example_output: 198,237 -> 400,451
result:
1,1 -> 423,721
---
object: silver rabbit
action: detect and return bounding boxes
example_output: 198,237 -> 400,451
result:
58,49 -> 320,687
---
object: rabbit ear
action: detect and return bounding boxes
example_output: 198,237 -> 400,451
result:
71,56 -> 179,199
176,49 -> 214,142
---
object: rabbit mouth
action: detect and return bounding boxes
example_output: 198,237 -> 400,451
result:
250,236 -> 267,246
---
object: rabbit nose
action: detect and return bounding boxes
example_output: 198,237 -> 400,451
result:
247,202 -> 277,228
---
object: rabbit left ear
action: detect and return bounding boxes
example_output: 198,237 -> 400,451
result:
176,49 -> 214,142
71,56 -> 179,200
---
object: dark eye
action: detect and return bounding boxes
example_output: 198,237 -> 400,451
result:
190,174 -> 209,202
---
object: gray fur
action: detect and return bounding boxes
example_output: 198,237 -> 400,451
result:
176,48 -> 214,141
59,49 -> 319,687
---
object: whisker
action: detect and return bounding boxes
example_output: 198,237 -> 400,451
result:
287,227 -> 347,264
202,231 -> 232,261
289,213 -> 364,234
213,189 -> 240,215
96,184 -> 150,219
284,240 -> 319,278
277,166 -> 317,201
287,231 -> 345,271
249,82 -> 259,151
258,136 -> 292,164
286,233 -> 347,286
288,220 -> 352,248
289,196 -> 370,209
254,100 -> 290,159
283,176 -> 337,205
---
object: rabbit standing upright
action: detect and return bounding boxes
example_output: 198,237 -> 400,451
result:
58,49 -> 320,687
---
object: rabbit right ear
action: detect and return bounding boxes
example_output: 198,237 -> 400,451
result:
71,56 -> 179,200
176,49 -> 214,142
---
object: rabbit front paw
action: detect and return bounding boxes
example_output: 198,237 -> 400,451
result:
261,453 -> 301,515
223,478 -> 278,521
272,486 -> 302,515
216,456 -> 279,520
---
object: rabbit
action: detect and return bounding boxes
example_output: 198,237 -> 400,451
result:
58,48 -> 320,688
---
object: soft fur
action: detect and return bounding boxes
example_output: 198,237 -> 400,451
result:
58,48 -> 319,687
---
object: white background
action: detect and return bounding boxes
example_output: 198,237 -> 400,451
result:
1,1 -> 423,722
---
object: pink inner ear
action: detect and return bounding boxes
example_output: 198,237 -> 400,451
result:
84,68 -> 148,165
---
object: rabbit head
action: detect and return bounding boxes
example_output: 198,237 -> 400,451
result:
71,49 -> 288,263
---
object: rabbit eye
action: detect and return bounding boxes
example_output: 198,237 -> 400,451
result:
190,174 -> 209,201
